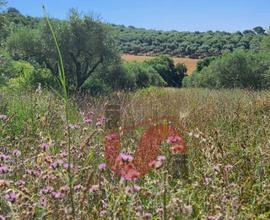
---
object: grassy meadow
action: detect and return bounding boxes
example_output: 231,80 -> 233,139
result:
1,87 -> 270,219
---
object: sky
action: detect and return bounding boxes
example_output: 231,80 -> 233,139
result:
6,0 -> 270,32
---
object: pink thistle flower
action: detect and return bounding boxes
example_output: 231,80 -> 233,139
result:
98,163 -> 107,171
0,165 -> 9,174
51,191 -> 64,199
41,186 -> 54,194
0,153 -> 10,161
39,196 -> 47,207
63,163 -> 73,169
119,153 -> 134,162
96,116 -> 106,126
12,149 -> 21,157
84,117 -> 92,124
40,143 -> 49,151
15,180 -> 26,187
74,184 -> 82,191
167,135 -> 182,144
157,155 -> 166,161
4,191 -> 17,203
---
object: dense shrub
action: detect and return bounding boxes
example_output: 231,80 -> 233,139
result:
183,50 -> 270,89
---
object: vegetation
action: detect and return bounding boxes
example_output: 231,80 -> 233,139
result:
183,50 -> 270,89
1,88 -> 270,219
112,24 -> 265,58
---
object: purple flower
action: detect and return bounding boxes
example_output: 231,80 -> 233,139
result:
68,124 -> 80,129
4,191 -> 17,203
0,115 -> 8,121
15,180 -> 26,187
98,163 -> 106,171
157,155 -> 166,161
39,196 -> 47,207
0,153 -> 10,161
84,117 -> 93,124
74,184 -> 82,191
50,160 -> 64,169
40,143 -> 49,151
41,186 -> 54,194
26,169 -> 40,177
12,150 -> 21,157
0,215 -> 6,220
0,165 -> 9,174
143,213 -> 152,219
167,135 -> 182,144
51,191 -> 64,199
119,153 -> 134,162
63,163 -> 73,170
96,116 -> 106,126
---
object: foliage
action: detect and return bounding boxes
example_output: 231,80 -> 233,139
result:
183,50 -> 270,89
112,25 -> 266,58
6,10 -> 121,91
146,55 -> 187,87
1,88 -> 270,219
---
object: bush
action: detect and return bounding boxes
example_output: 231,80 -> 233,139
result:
183,50 -> 270,89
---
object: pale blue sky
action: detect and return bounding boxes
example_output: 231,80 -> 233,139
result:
6,0 -> 270,32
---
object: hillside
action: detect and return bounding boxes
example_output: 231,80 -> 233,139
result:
112,24 -> 266,58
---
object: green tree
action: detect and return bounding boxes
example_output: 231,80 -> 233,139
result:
253,26 -> 265,35
7,10 -> 121,91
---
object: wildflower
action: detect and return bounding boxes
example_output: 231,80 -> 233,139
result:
84,117 -> 92,124
4,191 -> 17,203
68,124 -> 80,129
105,133 -> 119,141
40,143 -> 49,151
0,153 -> 10,161
149,160 -> 163,169
12,149 -> 21,157
126,185 -> 141,193
26,169 -> 40,177
167,135 -> 182,144
0,165 -> 9,174
39,196 -> 47,207
15,180 -> 26,187
224,164 -> 233,172
0,215 -> 5,220
96,116 -> 106,126
0,115 -> 8,121
63,163 -> 73,169
41,186 -> 54,194
98,163 -> 107,171
51,191 -> 64,199
157,155 -> 166,161
74,184 -> 82,191
119,153 -> 134,162
89,184 -> 99,193
50,159 -> 64,169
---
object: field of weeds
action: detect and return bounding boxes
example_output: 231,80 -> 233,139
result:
0,87 -> 270,219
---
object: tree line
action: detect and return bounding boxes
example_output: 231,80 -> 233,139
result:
112,24 -> 266,58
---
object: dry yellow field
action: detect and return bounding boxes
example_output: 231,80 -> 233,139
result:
122,54 -> 199,74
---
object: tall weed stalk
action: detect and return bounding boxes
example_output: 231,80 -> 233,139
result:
43,6 -> 75,217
